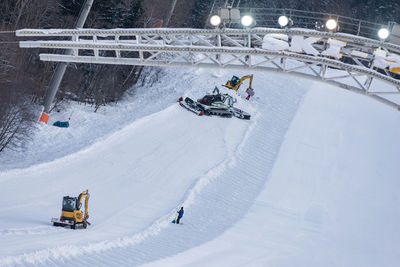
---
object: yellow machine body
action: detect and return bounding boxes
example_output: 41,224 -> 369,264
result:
51,189 -> 90,229
61,210 -> 83,223
390,67 -> 400,74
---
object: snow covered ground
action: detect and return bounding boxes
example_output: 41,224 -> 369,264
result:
1,64 -> 400,267
145,81 -> 400,267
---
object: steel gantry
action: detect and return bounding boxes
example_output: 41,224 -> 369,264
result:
17,27 -> 400,110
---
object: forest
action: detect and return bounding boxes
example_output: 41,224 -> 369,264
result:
0,0 -> 399,154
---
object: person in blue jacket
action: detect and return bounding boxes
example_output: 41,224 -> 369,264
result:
176,207 -> 184,224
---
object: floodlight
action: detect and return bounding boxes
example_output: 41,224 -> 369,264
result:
378,28 -> 389,40
326,19 -> 338,31
241,15 -> 253,27
210,15 -> 222,27
278,16 -> 289,27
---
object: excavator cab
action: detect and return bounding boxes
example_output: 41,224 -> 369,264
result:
230,76 -> 241,87
52,190 -> 90,229
62,196 -> 77,212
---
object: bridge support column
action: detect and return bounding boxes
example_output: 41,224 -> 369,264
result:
39,0 -> 94,123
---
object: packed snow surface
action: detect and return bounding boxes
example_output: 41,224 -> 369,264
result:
1,65 -> 400,267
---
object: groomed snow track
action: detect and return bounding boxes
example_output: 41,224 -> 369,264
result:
2,65 -> 400,266
0,70 -> 305,266
58,87 -> 305,267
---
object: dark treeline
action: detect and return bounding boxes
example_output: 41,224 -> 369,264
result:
0,0 -> 398,154
0,0 -> 195,154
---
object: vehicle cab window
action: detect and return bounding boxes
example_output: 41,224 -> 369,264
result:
62,197 -> 77,212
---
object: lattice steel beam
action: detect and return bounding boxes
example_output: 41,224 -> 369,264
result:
17,27 -> 400,110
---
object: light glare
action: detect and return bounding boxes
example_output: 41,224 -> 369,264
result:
326,19 -> 338,30
210,15 -> 222,27
378,28 -> 389,40
278,16 -> 289,27
241,15 -> 253,27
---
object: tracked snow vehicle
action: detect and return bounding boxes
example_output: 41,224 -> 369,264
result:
179,88 -> 250,120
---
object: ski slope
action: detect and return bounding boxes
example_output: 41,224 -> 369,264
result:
1,65 -> 400,267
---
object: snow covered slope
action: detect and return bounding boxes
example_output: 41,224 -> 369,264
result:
1,65 -> 400,267
144,81 -> 400,267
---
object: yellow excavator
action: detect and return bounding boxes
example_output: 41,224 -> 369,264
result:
51,189 -> 90,229
224,74 -> 255,99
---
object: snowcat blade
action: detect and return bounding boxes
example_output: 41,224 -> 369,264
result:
51,217 -> 74,227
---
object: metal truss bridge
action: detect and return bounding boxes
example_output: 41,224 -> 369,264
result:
17,27 -> 400,110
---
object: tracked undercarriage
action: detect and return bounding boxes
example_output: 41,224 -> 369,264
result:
179,89 -> 250,120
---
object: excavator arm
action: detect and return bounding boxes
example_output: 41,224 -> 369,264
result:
77,189 -> 89,221
243,75 -> 253,90
225,74 -> 253,92
238,75 -> 253,91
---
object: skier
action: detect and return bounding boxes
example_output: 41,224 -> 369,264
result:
176,207 -> 184,224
